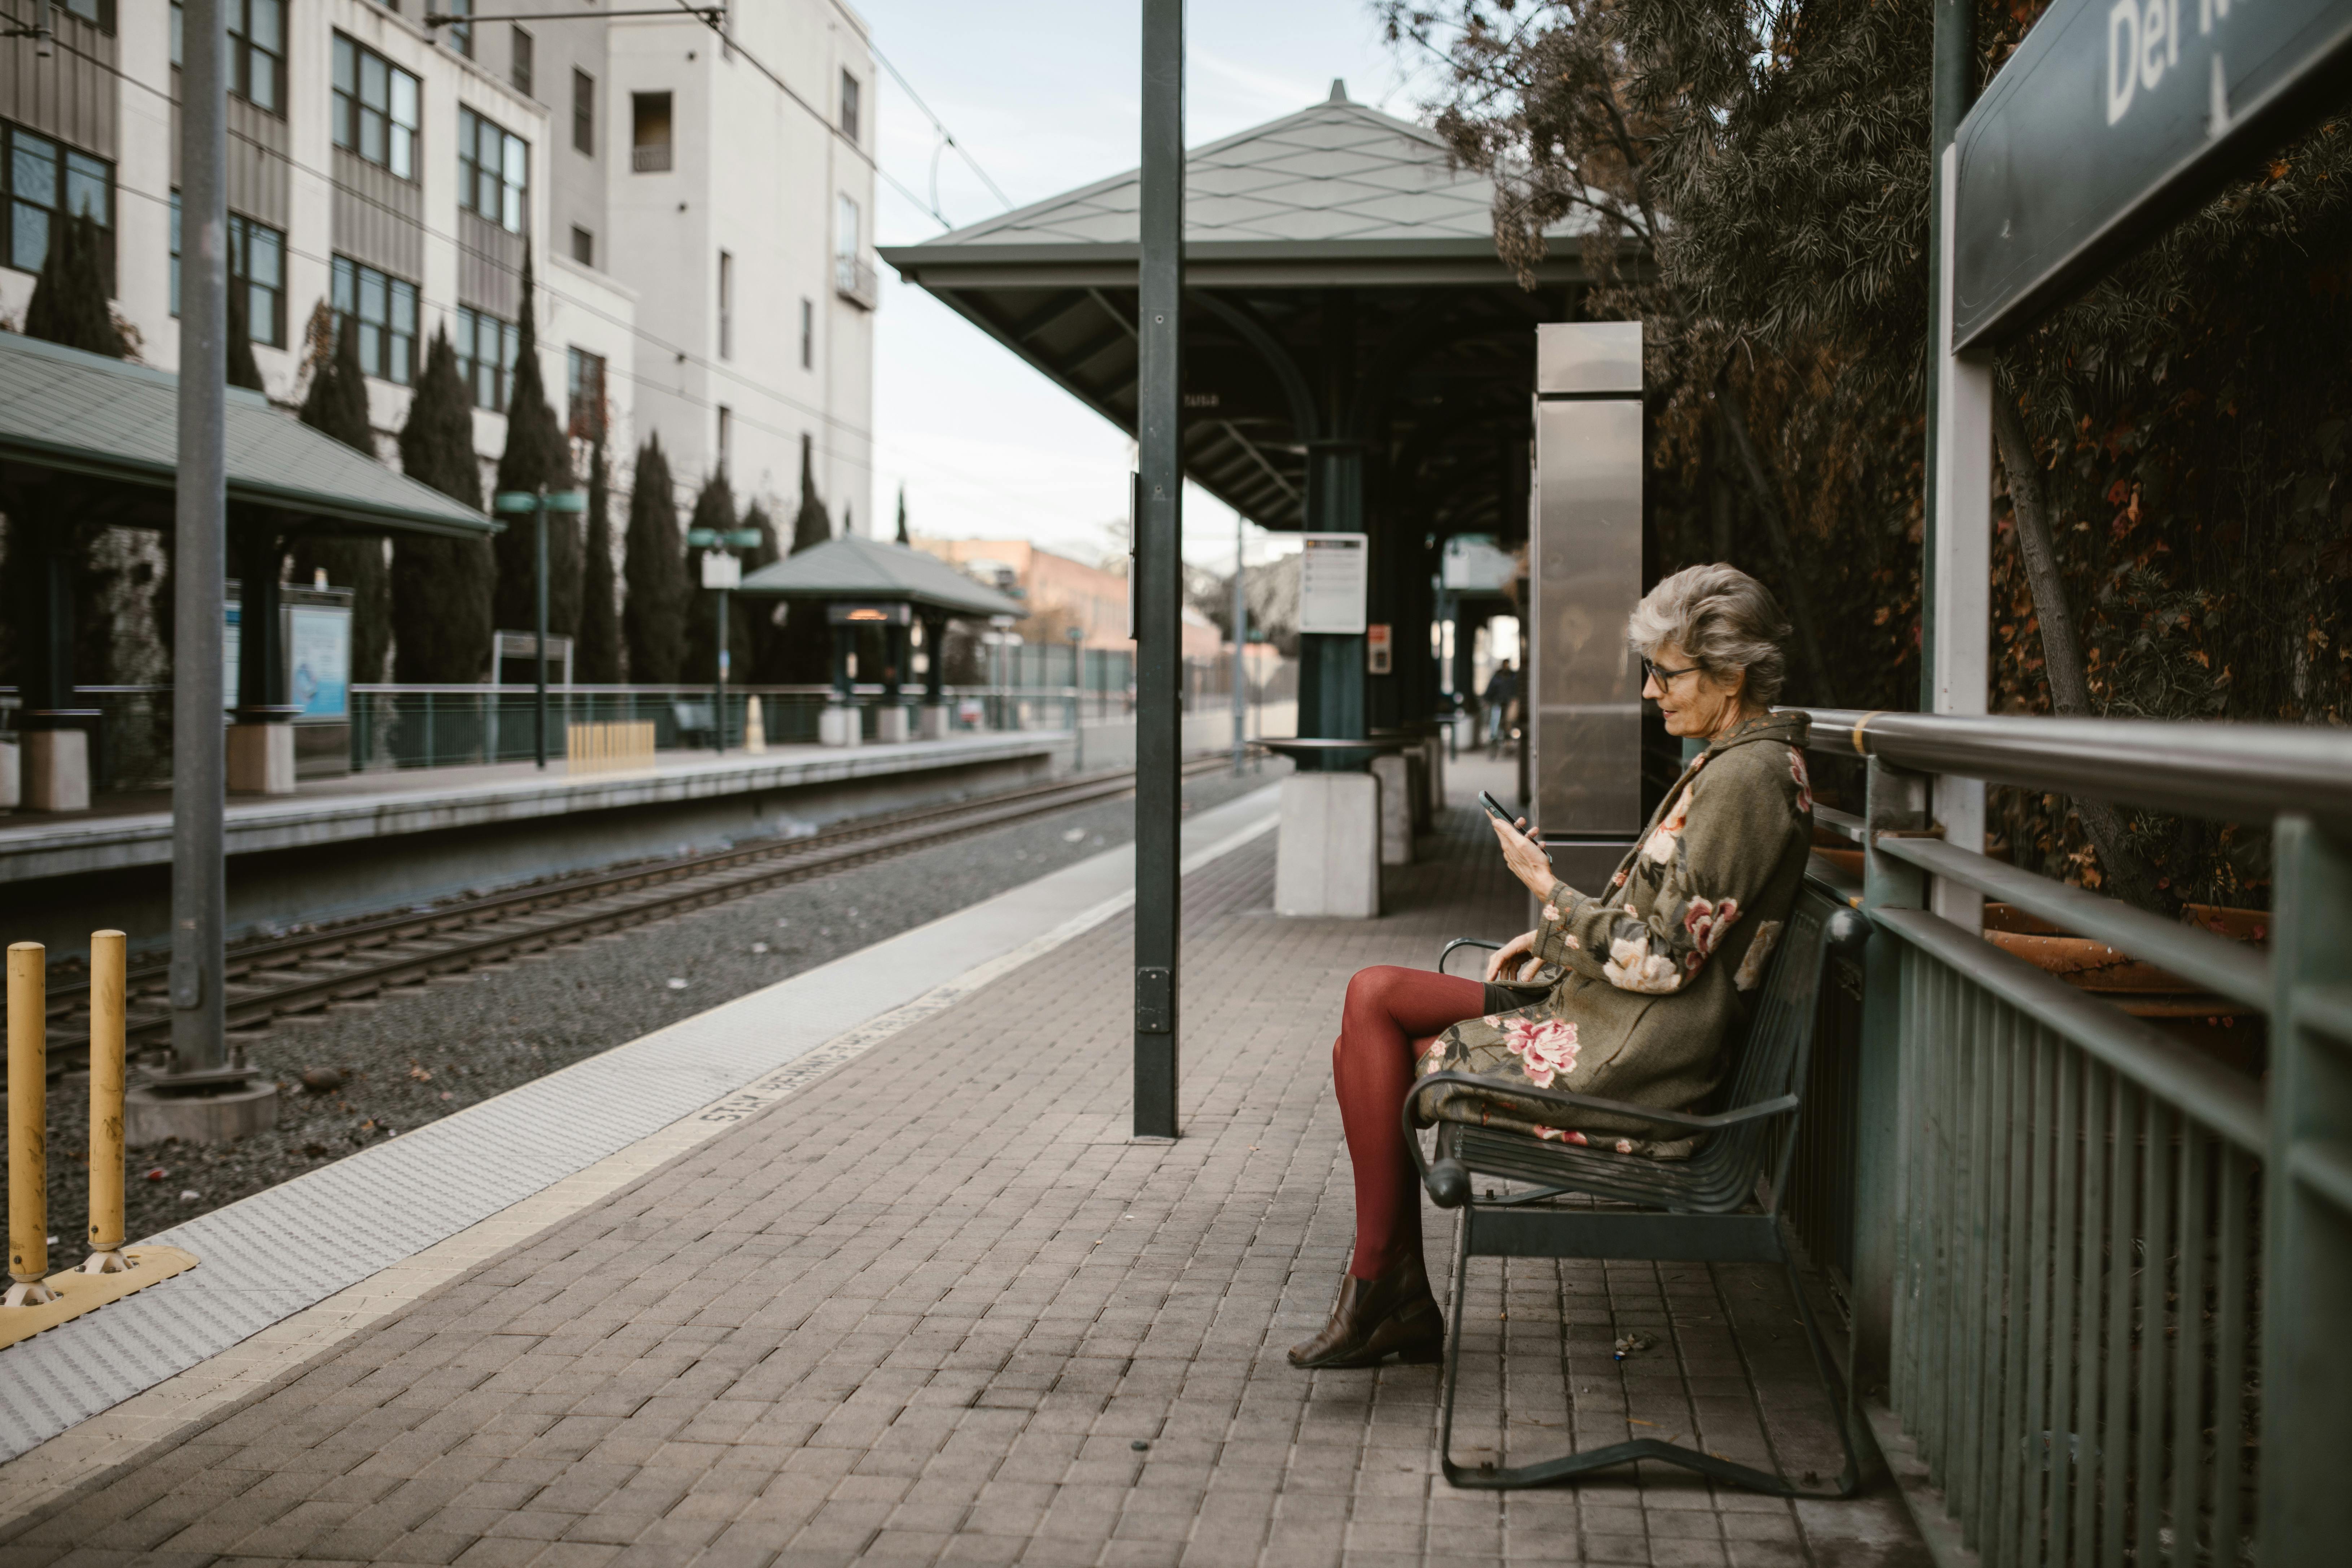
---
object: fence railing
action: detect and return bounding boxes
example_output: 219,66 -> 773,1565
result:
1784,707 -> 2352,1568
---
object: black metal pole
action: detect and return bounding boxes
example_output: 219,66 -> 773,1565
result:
1133,0 -> 1183,1139
171,0 -> 229,1073
534,492 -> 549,769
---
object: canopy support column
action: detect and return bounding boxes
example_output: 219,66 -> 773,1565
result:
228,516 -> 297,795
1132,0 -> 1183,1140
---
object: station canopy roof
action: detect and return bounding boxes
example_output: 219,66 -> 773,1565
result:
736,534 -> 1027,620
0,331 -> 497,538
880,82 -> 1599,537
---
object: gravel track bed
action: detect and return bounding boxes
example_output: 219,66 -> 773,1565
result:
22,763 -> 1286,1248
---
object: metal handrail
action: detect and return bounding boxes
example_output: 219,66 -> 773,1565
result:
1876,905 -> 2268,1152
1795,705 -> 2352,826
1873,832 -> 2270,1009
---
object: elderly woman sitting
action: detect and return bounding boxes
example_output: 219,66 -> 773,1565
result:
1289,563 -> 1816,1370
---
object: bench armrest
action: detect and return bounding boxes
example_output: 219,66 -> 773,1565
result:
1437,937 -> 1503,977
1407,1070 -> 1801,1136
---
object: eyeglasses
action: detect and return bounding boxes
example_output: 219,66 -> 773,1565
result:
1642,658 -> 1699,688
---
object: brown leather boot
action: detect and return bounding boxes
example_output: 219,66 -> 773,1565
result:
1287,1250 -> 1444,1369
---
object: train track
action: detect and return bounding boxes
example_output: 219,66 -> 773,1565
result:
42,754 -> 1243,1073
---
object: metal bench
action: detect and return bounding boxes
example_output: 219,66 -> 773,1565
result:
1409,881 -> 1869,1496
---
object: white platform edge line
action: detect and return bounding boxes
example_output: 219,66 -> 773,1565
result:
0,807 -> 1279,1527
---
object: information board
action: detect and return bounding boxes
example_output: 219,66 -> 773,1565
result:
1297,533 -> 1368,636
286,606 -> 350,720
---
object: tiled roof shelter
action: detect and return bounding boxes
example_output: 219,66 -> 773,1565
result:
882,82 -> 1609,737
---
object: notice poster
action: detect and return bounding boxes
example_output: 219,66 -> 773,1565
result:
285,605 -> 350,719
1297,533 -> 1368,635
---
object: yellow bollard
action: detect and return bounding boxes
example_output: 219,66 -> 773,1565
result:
6,941 -> 59,1307
83,931 -> 128,1274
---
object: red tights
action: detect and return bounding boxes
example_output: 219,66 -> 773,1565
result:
1331,965 -> 1489,1279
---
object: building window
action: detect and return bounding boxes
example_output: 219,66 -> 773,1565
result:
839,72 -> 859,143
567,347 -> 606,440
444,0 -> 474,59
330,255 -> 418,384
572,69 -> 595,155
332,34 -> 420,179
510,27 -> 533,96
170,197 -> 284,347
3,125 -> 112,284
717,406 -> 731,476
570,224 -> 593,267
834,193 -> 860,291
60,0 -> 115,26
717,250 -> 733,361
170,0 -> 284,113
455,305 -> 520,411
799,297 -> 812,370
631,92 -> 671,172
458,107 -> 528,234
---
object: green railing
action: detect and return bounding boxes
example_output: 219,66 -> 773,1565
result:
1790,709 -> 2352,1568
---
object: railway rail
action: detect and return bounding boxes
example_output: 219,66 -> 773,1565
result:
37,754 -> 1244,1075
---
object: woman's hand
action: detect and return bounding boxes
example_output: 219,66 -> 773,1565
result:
1484,930 -> 1539,983
1488,812 -> 1557,900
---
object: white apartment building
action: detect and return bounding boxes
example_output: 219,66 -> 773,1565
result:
0,0 -> 874,531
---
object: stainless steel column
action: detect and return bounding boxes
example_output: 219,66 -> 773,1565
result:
1132,0 -> 1183,1139
1529,323 -> 1644,895
171,0 -> 229,1072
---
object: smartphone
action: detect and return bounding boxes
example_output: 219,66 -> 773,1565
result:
1477,790 -> 1515,824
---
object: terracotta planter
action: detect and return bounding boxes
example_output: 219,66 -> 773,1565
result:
1980,902 -> 2267,1077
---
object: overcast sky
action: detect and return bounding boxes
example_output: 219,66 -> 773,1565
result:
860,1 -> 1444,574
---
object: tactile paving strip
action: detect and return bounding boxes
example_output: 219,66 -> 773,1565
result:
0,790 -> 1279,1463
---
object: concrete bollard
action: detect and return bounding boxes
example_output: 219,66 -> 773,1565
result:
5,941 -> 59,1307
83,931 -> 128,1274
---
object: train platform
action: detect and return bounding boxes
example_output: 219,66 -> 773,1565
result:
0,733 -> 1069,958
0,763 -> 1932,1567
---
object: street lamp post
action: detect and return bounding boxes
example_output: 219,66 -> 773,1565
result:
494,486 -> 586,770
688,525 -> 763,755
1066,623 -> 1085,773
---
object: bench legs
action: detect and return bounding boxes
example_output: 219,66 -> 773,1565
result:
1434,1207 -> 1867,1497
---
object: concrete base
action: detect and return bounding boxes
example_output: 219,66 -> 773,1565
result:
1371,754 -> 1413,866
24,729 -> 89,813
743,697 -> 768,755
1419,735 -> 1446,822
1275,772 -> 1381,918
817,704 -> 861,747
126,1079 -> 280,1147
875,706 -> 911,743
918,703 -> 947,740
0,739 -> 17,810
227,723 -> 298,795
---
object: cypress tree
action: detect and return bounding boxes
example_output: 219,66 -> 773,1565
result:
289,318 -> 393,683
226,282 -> 265,391
769,435 -> 835,681
24,209 -> 124,357
680,472 -> 737,682
622,434 -> 688,682
576,438 -> 622,682
739,499 -> 784,682
490,248 -> 580,640
893,486 -> 908,546
392,327 -> 496,681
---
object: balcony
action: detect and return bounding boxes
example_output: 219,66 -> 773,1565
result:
631,143 -> 672,173
834,253 -> 878,311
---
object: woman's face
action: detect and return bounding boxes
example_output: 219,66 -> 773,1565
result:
1642,641 -> 1749,739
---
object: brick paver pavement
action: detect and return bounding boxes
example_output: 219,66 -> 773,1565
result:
0,777 -> 1928,1567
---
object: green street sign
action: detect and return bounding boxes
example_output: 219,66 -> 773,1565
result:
686,529 -> 721,547
1953,0 -> 2352,349
493,489 -> 587,514
724,528 -> 763,549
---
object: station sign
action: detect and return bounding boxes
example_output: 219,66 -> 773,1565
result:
1952,0 -> 2352,349
1297,533 -> 1368,636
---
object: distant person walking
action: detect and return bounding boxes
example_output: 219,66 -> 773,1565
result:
1482,660 -> 1518,757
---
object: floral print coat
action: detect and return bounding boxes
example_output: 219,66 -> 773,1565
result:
1416,711 -> 1816,1157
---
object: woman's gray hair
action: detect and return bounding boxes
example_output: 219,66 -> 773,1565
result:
1626,564 -> 1792,708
